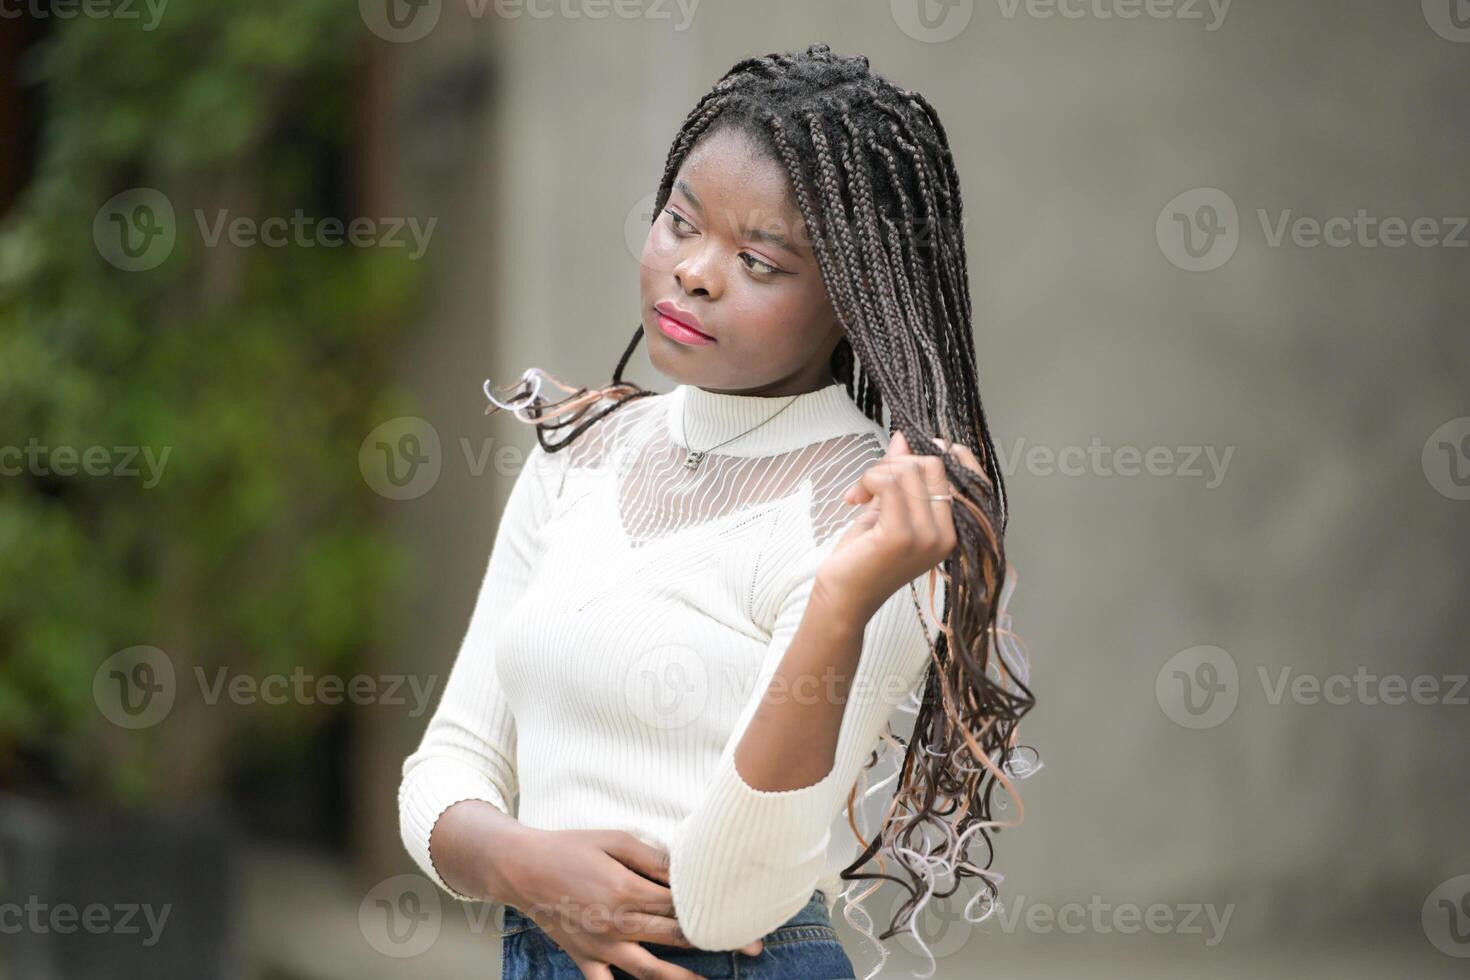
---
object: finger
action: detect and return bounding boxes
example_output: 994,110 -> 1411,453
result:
620,912 -> 764,956
844,461 -> 891,508
832,497 -> 880,549
617,911 -> 695,948
609,943 -> 708,980
847,456 -> 930,509
880,457 -> 955,564
573,957 -> 613,980
921,457 -> 958,557
931,436 -> 990,485
890,428 -> 911,457
889,458 -> 937,535
863,464 -> 918,543
844,466 -> 871,506
852,424 -> 961,504
859,456 -> 947,504
846,429 -> 917,506
601,834 -> 673,894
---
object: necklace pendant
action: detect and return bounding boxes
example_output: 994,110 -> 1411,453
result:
683,449 -> 705,470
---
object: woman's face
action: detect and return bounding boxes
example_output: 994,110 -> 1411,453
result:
639,125 -> 844,396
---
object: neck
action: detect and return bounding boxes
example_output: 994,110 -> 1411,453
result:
692,372 -> 839,398
667,379 -> 878,457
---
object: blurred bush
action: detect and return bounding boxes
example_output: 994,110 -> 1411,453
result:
0,3 -> 424,810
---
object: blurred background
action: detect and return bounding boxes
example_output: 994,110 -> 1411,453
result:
1,1 -> 1466,977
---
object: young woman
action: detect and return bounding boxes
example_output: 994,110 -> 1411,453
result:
399,42 -> 1036,980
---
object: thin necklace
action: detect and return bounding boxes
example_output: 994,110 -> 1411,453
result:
680,387 -> 801,470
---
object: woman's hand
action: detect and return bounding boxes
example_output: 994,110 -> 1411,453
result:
817,430 -> 983,621
498,827 -> 764,978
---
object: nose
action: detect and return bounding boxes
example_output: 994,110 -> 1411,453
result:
673,243 -> 720,299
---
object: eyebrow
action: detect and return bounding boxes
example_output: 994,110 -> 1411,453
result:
673,178 -> 807,259
674,178 -> 705,215
747,225 -> 805,258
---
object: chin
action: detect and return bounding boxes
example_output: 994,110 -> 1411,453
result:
647,342 -> 702,388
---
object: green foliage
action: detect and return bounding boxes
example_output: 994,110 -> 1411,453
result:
0,3 -> 423,807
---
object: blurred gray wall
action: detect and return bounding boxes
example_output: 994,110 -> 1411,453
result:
382,1 -> 1469,974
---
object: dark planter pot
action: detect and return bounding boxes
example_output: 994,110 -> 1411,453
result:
0,792 -> 242,980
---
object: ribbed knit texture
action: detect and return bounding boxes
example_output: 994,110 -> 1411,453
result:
398,381 -> 946,951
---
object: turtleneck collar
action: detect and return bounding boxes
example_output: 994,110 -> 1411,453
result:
666,380 -> 880,457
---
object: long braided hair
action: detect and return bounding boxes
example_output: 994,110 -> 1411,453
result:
491,42 -> 1038,968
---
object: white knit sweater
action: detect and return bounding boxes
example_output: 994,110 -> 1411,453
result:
397,380 -> 946,951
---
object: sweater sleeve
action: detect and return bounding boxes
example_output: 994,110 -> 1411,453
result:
397,440 -> 563,902
667,537 -> 946,950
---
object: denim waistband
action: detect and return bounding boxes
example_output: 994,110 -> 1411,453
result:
501,888 -> 831,938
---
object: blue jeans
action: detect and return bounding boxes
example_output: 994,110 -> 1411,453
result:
499,889 -> 857,979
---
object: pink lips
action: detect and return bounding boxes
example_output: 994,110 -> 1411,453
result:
654,301 -> 715,346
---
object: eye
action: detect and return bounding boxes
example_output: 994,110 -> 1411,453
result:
663,208 -> 694,233
739,252 -> 781,276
